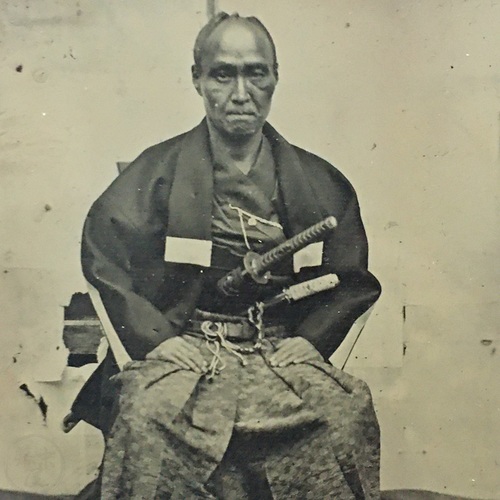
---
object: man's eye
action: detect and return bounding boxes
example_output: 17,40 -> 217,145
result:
214,71 -> 232,82
248,67 -> 268,79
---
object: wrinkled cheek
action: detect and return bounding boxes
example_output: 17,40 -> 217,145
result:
255,81 -> 276,98
204,94 -> 227,115
252,86 -> 275,113
204,86 -> 225,102
256,97 -> 273,116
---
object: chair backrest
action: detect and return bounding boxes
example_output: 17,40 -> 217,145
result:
116,162 -> 131,174
329,306 -> 374,369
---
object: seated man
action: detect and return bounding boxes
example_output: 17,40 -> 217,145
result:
68,12 -> 382,499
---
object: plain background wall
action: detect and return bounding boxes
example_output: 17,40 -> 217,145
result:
0,0 -> 498,497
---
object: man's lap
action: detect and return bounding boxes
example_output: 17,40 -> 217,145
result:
98,338 -> 380,498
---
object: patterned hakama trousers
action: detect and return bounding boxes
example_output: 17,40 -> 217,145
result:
101,335 -> 380,499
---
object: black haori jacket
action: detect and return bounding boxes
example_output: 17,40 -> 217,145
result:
70,120 -> 381,431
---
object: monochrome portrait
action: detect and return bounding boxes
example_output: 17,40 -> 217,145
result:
0,1 -> 498,499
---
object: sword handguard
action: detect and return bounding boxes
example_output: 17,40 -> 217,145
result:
217,252 -> 271,295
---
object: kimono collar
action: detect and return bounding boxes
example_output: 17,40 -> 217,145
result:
166,119 -> 324,242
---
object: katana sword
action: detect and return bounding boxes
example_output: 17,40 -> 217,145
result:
217,215 -> 337,295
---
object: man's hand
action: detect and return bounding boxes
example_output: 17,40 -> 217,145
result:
146,336 -> 208,374
269,337 -> 323,368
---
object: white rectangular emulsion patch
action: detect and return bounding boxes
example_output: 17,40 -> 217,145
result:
164,237 -> 213,268
293,241 -> 324,273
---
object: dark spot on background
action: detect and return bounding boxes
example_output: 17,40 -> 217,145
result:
13,357 -> 17,363
19,383 -> 36,399
38,397 -> 48,422
19,384 -> 48,423
345,22 -> 351,28
480,339 -> 492,346
16,65 -> 23,73
44,204 -> 52,212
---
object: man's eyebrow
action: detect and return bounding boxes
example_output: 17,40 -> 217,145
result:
244,63 -> 269,70
207,62 -> 271,77
209,62 -> 270,70
209,63 -> 236,71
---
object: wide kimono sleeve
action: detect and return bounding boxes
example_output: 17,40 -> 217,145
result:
293,192 -> 381,360
82,198 -> 180,360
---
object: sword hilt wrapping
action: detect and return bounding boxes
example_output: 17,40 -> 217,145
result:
261,273 -> 340,309
284,273 -> 340,301
255,216 -> 337,275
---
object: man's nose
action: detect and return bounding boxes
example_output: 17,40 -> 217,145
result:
231,76 -> 250,103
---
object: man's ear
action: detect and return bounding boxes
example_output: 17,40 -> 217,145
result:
274,65 -> 279,84
191,65 -> 202,96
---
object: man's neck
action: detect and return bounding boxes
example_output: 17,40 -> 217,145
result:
207,122 -> 263,175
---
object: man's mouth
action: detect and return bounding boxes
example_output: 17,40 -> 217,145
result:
226,112 -> 257,122
226,111 -> 256,116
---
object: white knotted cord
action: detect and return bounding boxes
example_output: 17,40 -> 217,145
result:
228,204 -> 283,251
201,321 -> 247,379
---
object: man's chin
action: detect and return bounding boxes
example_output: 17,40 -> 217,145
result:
208,117 -> 265,141
223,122 -> 262,140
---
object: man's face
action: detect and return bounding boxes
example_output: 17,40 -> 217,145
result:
192,20 -> 278,140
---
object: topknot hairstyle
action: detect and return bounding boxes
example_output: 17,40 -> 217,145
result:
192,12 -> 279,77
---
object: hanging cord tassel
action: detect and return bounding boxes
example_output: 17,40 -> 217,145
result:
201,321 -> 248,379
200,304 -> 267,378
247,302 -> 265,351
204,333 -> 225,380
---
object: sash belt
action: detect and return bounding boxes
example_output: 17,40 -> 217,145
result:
186,310 -> 288,378
187,309 -> 288,341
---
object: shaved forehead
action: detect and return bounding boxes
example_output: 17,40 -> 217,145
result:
204,20 -> 274,66
193,13 -> 278,76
